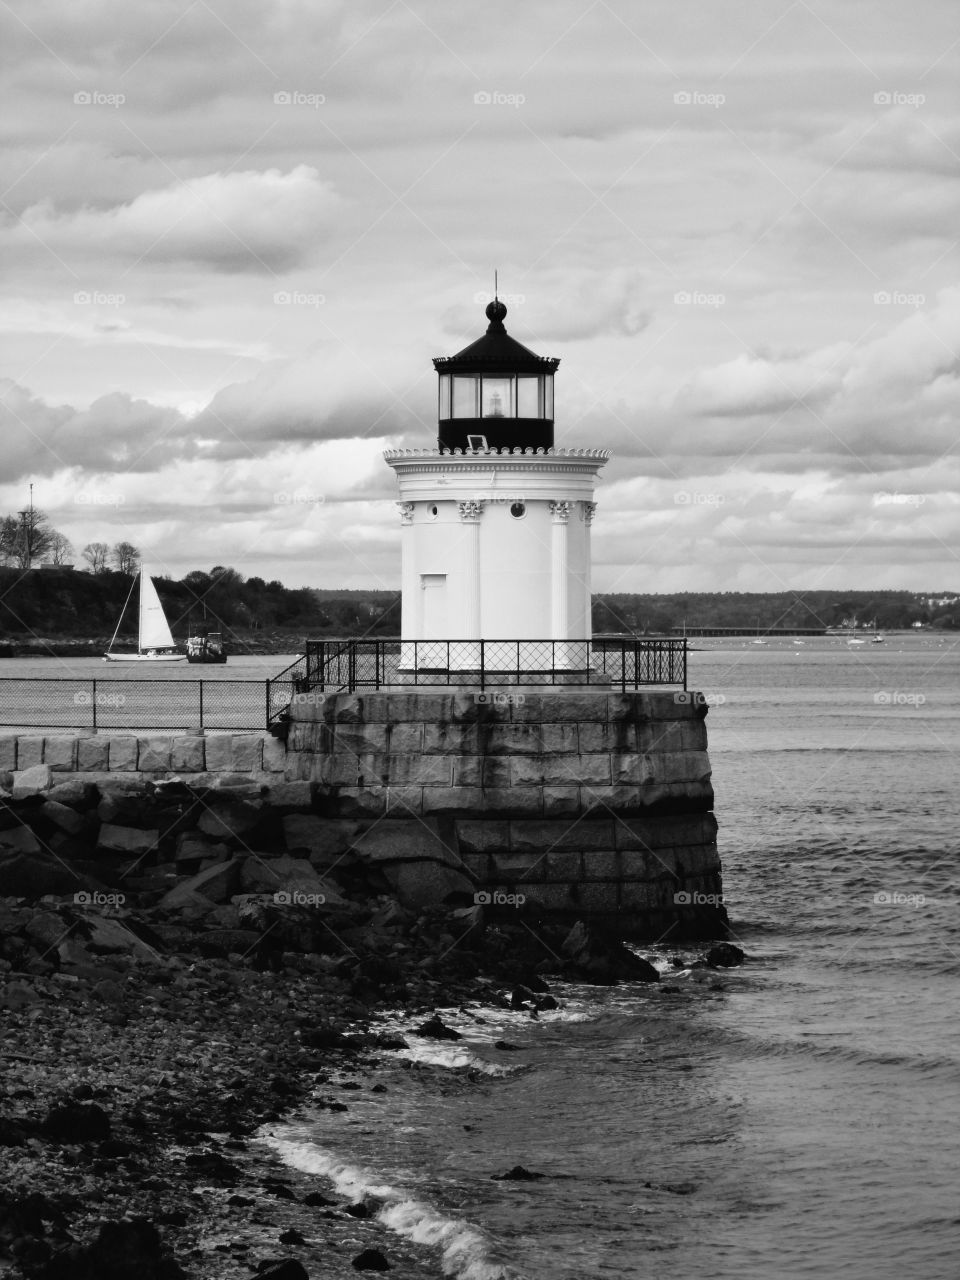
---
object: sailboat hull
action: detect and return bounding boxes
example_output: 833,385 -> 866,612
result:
103,652 -> 186,663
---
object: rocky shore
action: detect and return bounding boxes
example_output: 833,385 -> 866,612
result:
0,769 -> 741,1279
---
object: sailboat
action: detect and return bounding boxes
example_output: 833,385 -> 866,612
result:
104,567 -> 186,662
871,618 -> 884,644
846,614 -> 866,646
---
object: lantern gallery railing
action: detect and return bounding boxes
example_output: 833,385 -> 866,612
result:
267,637 -> 687,719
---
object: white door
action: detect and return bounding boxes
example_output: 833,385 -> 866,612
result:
420,573 -> 447,641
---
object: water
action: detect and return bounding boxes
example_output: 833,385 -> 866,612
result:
0,654 -> 295,679
262,633 -> 960,1279
0,652 -> 298,731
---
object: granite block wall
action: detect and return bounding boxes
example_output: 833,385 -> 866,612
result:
284,687 -> 722,938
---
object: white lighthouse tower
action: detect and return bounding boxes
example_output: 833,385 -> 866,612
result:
384,296 -> 608,670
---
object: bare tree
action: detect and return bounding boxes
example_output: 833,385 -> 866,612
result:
112,541 -> 140,575
1,507 -> 55,569
82,541 -> 110,574
49,531 -> 74,565
0,516 -> 18,566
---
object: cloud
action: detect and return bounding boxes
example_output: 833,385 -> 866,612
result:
0,381 -> 191,478
194,345 -> 431,454
679,350 -> 845,417
4,0 -> 960,590
11,166 -> 341,272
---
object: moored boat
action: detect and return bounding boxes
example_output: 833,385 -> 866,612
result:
186,626 -> 227,664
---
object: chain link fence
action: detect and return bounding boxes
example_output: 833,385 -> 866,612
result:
0,678 -> 269,731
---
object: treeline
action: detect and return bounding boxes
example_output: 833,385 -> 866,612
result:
0,572 -> 956,641
592,590 -> 960,632
0,565 -> 401,640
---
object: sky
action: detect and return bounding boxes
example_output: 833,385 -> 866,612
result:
2,0 -> 959,593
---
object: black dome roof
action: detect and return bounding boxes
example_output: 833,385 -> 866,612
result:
433,301 -> 559,375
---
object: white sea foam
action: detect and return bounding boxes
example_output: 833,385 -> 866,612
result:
391,1039 -> 520,1075
381,1198 -> 516,1280
262,1136 -> 520,1279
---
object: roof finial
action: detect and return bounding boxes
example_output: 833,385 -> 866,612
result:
485,270 -> 507,328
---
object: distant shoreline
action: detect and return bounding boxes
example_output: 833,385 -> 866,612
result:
0,637 -> 305,658
0,629 -> 942,661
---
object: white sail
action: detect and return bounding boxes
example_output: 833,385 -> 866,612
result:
138,568 -> 175,651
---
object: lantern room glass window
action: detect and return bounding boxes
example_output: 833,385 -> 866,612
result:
516,376 -> 539,417
441,373 -> 555,419
452,376 -> 478,418
438,375 -> 452,419
481,377 -> 512,418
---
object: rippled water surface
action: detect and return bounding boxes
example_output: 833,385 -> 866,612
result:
263,634 -> 960,1278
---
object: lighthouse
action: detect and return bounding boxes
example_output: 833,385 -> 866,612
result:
282,293 -> 719,939
384,297 -> 609,664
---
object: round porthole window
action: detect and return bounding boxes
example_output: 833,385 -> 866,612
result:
429,504 -> 439,518
510,502 -> 526,519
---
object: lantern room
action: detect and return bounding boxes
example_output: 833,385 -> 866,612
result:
433,299 -> 559,452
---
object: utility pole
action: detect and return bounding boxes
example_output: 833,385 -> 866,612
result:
17,484 -> 35,569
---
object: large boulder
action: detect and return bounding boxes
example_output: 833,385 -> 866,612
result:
240,854 -> 349,909
11,764 -> 52,798
158,859 -> 241,906
97,825 -> 160,856
254,1262 -> 309,1280
173,832 -> 229,864
352,1250 -> 391,1272
0,847 -> 88,897
0,824 -> 41,855
41,800 -> 85,835
561,920 -> 660,984
47,779 -> 96,807
41,1102 -> 111,1143
350,819 -> 462,868
40,1216 -> 186,1279
197,798 -> 261,841
381,860 -> 475,909
705,942 -> 745,968
156,883 -> 217,913
23,909 -> 70,953
82,915 -> 162,961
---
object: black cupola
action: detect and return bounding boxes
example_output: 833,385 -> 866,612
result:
433,298 -> 559,451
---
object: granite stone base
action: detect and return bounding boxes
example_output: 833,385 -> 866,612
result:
284,687 -> 722,939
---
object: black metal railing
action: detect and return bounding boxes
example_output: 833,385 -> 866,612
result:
0,678 -> 269,731
267,653 -> 310,727
266,637 -> 686,721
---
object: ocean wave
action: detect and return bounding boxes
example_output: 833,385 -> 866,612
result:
391,1040 -> 523,1076
262,1137 -> 522,1279
680,1012 -> 960,1081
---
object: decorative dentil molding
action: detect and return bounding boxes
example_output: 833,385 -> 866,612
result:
384,446 -> 611,460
